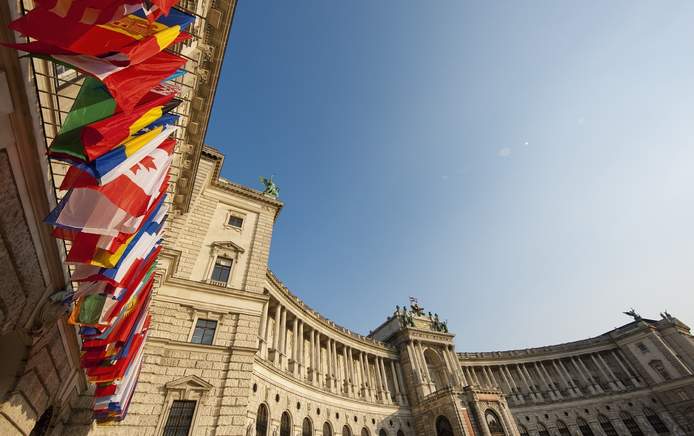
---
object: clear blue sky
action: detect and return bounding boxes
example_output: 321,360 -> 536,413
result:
206,1 -> 694,351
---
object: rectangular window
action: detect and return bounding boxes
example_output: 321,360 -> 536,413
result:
228,215 -> 244,228
191,319 -> 217,345
210,257 -> 232,283
163,400 -> 196,436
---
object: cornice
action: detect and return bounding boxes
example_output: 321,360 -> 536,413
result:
253,357 -> 409,414
266,270 -> 398,355
177,0 -> 239,213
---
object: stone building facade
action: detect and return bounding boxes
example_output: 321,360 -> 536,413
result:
66,147 -> 693,436
1,0 -> 693,434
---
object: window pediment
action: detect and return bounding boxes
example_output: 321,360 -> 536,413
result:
211,240 -> 245,255
165,375 -> 213,393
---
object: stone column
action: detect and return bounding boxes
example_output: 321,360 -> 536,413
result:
271,304 -> 281,364
347,347 -> 356,396
288,315 -> 298,375
598,353 -> 625,389
551,360 -> 573,397
407,342 -> 423,384
358,352 -> 367,399
364,353 -> 374,399
381,358 -> 392,402
590,354 -> 614,391
332,340 -> 340,391
615,349 -> 643,387
447,348 -> 464,384
533,362 -> 556,400
557,359 -> 581,396
577,356 -> 603,393
441,349 -> 457,387
503,366 -> 523,402
481,366 -> 492,388
612,350 -> 639,387
416,342 -> 433,388
315,332 -> 322,387
278,307 -> 287,367
571,357 -> 596,394
258,300 -> 270,358
373,356 -> 384,401
516,364 -> 536,401
395,362 -> 408,405
326,338 -> 333,391
497,365 -> 515,400
309,329 -> 316,384
298,321 -> 304,378
539,362 -> 561,398
390,360 -> 403,403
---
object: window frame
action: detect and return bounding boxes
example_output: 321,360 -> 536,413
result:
190,318 -> 218,346
226,213 -> 244,229
162,400 -> 197,436
210,256 -> 233,285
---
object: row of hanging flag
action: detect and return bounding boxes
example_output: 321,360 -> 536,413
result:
6,0 -> 195,423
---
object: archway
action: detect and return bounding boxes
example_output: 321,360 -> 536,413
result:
361,428 -> 370,436
423,349 -> 448,391
303,417 -> 313,436
280,411 -> 292,436
343,425 -> 352,436
255,404 -> 269,436
323,421 -> 333,436
435,415 -> 454,436
485,409 -> 505,436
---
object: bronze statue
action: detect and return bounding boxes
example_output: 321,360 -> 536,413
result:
259,175 -> 280,198
623,308 -> 642,321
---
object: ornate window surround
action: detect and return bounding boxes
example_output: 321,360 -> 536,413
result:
154,375 -> 213,436
204,241 -> 245,287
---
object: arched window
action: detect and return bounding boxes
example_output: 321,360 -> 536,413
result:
537,423 -> 550,436
556,420 -> 571,436
397,431 -> 405,436
323,421 -> 333,436
378,430 -> 387,436
597,415 -> 618,436
485,410 -> 505,436
303,418 -> 313,436
343,425 -> 352,436
361,429 -> 370,436
620,411 -> 644,436
517,424 -> 529,436
435,415 -> 454,436
424,349 -> 448,391
649,360 -> 672,381
255,404 -> 269,436
643,408 -> 669,434
280,412 -> 292,436
576,417 -> 595,436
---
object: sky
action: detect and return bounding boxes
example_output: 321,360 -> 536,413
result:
206,1 -> 694,352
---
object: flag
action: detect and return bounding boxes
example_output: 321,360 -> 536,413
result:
75,124 -> 177,185
80,99 -> 180,162
49,77 -> 178,162
10,8 -> 194,62
46,138 -> 174,235
59,191 -> 166,265
34,0 -> 143,25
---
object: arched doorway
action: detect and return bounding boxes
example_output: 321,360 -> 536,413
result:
361,428 -> 370,436
378,430 -> 387,436
280,412 -> 292,436
485,409 -> 505,436
255,404 -> 269,436
435,415 -> 454,436
397,431 -> 405,436
303,418 -> 313,436
342,425 -> 352,436
323,421 -> 333,436
423,349 -> 448,391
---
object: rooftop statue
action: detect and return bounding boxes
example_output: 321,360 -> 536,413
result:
623,308 -> 642,321
409,296 -> 424,316
260,175 -> 280,198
